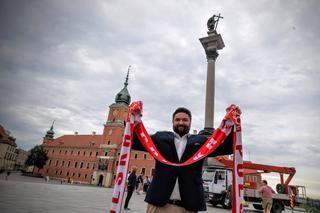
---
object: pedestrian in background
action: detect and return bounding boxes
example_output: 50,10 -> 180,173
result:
136,173 -> 144,195
5,171 -> 11,180
258,180 -> 275,213
124,167 -> 137,210
143,176 -> 151,193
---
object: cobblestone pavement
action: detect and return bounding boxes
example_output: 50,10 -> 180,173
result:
0,172 -> 299,213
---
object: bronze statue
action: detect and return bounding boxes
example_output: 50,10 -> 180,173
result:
207,13 -> 223,32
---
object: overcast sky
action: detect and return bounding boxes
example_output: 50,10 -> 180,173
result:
0,0 -> 319,199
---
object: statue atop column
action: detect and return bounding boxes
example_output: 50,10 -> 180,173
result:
207,13 -> 223,35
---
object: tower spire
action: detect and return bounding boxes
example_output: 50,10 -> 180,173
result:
45,120 -> 55,139
50,120 -> 55,131
124,65 -> 131,87
114,66 -> 131,105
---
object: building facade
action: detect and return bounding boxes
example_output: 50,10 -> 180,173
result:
36,73 -> 155,186
0,125 -> 17,171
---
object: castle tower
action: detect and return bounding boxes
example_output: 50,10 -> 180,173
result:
98,68 -> 132,186
102,68 -> 131,146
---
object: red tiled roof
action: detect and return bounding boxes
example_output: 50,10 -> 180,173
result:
0,124 -> 17,147
44,134 -> 104,148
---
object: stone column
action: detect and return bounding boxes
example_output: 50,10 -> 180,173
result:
199,32 -> 225,132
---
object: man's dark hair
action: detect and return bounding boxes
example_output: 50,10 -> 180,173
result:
262,180 -> 268,185
172,107 -> 192,121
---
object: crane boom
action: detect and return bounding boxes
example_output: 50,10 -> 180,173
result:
216,157 -> 296,193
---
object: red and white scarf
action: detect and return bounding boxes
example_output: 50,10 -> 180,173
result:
110,101 -> 243,213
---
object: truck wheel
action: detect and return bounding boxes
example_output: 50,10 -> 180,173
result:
222,197 -> 232,209
210,200 -> 218,206
271,201 -> 284,213
222,193 -> 232,209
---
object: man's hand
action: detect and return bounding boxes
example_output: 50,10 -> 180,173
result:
129,101 -> 143,116
223,104 -> 241,128
129,101 -> 143,124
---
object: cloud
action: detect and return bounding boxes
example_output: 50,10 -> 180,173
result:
0,0 -> 319,198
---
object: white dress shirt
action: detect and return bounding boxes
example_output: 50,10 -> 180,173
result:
169,132 -> 190,200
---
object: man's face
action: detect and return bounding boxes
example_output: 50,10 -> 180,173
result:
173,112 -> 191,137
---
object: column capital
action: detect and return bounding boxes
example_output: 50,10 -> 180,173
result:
199,33 -> 225,60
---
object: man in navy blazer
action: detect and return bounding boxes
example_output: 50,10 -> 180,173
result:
132,107 -> 233,212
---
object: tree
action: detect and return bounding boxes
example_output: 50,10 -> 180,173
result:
25,145 -> 48,173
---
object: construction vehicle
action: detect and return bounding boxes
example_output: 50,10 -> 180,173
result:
202,157 -> 307,213
202,167 -> 232,209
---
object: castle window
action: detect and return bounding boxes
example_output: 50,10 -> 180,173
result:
134,153 -> 138,159
144,154 -> 147,159
61,161 -> 65,167
80,161 -> 84,169
83,152 -> 86,156
253,176 -> 257,182
78,151 -> 80,155
107,141 -> 111,145
67,161 -> 71,167
56,160 -> 59,166
90,152 -> 92,156
74,161 -> 78,168
85,174 -> 88,179
65,150 -> 67,155
105,152 -> 108,156
87,162 -> 90,169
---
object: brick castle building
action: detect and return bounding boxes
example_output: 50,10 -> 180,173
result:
35,73 -> 155,186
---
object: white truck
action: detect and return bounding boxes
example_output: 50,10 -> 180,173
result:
202,167 -> 232,209
202,162 -> 307,213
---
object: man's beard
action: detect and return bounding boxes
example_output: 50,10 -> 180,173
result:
173,125 -> 190,137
